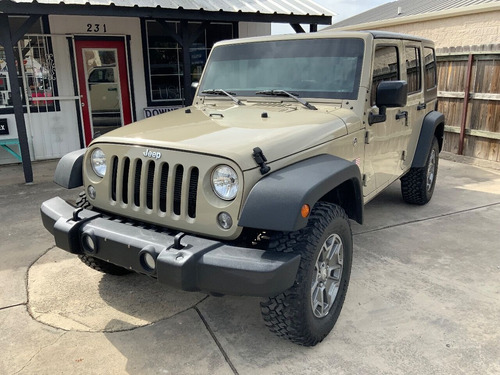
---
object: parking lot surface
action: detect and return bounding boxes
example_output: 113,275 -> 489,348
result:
1,158 -> 499,374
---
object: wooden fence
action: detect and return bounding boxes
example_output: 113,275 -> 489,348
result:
436,46 -> 500,162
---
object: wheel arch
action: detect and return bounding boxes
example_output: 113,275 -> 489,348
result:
238,155 -> 363,232
412,111 -> 445,168
53,148 -> 86,189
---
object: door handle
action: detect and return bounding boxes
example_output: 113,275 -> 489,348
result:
417,102 -> 427,110
395,111 -> 408,120
396,110 -> 408,126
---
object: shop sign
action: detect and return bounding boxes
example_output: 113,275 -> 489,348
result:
144,106 -> 183,118
0,119 -> 9,135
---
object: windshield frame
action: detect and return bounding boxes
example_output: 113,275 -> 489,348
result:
198,37 -> 365,101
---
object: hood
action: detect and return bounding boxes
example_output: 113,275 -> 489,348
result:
91,103 -> 353,171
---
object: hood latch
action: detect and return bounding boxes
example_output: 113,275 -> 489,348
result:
252,147 -> 271,175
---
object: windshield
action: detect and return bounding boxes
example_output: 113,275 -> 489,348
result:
199,38 -> 364,100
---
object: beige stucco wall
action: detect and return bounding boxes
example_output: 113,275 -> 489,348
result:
370,11 -> 500,48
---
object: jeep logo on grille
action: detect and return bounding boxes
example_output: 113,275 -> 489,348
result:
143,148 -> 162,159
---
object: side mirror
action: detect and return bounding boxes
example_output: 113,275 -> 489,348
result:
376,80 -> 408,108
369,80 -> 408,125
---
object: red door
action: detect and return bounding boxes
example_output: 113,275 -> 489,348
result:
75,40 -> 132,146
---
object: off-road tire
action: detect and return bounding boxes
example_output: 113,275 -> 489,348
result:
260,202 -> 352,346
401,137 -> 439,205
76,192 -> 131,276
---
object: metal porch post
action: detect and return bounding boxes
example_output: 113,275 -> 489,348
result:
181,21 -> 193,106
0,14 -> 33,183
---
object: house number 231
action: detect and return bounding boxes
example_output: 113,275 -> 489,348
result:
87,24 -> 107,33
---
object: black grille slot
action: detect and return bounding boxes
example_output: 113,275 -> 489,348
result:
111,156 -> 118,201
122,157 -> 130,204
134,160 -> 142,207
173,165 -> 184,216
159,163 -> 169,213
188,168 -> 199,218
146,161 -> 155,210
109,154 -> 199,221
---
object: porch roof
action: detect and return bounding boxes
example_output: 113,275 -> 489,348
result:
0,0 -> 334,25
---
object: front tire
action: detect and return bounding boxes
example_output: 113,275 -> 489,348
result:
260,202 -> 353,346
401,137 -> 439,205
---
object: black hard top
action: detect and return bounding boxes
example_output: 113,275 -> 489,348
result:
368,30 -> 434,44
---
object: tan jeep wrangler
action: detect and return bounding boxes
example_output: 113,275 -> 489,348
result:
41,30 -> 444,346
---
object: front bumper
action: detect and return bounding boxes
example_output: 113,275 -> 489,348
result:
40,197 -> 300,297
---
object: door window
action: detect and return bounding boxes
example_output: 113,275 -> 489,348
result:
371,46 -> 399,105
83,48 -> 121,135
423,47 -> 437,90
75,39 -> 132,145
405,47 -> 422,94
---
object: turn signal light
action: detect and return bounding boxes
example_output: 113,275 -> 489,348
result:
301,204 -> 310,218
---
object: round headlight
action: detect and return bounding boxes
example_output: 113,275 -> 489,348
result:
211,165 -> 239,201
91,148 -> 107,177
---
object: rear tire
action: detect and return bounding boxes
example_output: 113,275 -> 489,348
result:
260,202 -> 352,346
401,137 -> 439,205
76,191 -> 131,276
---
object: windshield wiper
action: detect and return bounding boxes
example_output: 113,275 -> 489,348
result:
255,89 -> 317,110
201,89 -> 243,105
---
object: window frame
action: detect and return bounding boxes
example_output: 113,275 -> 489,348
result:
423,46 -> 437,91
404,45 -> 423,95
371,44 -> 400,106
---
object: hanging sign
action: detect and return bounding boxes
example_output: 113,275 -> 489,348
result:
144,106 -> 183,118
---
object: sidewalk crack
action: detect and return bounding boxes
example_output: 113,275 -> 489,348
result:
195,306 -> 239,375
11,331 -> 68,375
354,201 -> 500,236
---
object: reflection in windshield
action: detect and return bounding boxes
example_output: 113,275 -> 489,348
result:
199,38 -> 364,100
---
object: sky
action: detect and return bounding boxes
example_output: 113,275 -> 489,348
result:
272,0 -> 393,34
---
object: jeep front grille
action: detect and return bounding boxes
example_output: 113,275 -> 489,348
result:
110,156 -> 199,219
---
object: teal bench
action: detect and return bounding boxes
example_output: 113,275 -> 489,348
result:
0,138 -> 21,161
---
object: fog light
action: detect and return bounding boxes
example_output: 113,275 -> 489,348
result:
81,232 -> 97,253
217,212 -> 233,230
139,247 -> 158,273
143,253 -> 156,270
87,185 -> 96,200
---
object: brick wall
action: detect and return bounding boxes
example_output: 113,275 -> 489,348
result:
376,11 -> 500,49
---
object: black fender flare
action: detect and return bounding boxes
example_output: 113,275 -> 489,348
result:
238,155 -> 363,232
412,111 -> 445,168
54,148 -> 86,189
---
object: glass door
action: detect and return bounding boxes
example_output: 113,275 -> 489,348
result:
75,39 -> 132,145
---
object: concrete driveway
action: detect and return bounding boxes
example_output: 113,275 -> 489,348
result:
1,158 -> 499,374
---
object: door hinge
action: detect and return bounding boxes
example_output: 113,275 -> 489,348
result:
365,130 -> 373,144
362,174 -> 371,187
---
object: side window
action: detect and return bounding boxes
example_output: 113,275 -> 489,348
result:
405,47 -> 422,94
372,46 -> 399,105
424,47 -> 437,90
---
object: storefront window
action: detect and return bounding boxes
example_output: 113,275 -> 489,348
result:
0,16 -> 57,112
145,20 -> 233,105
